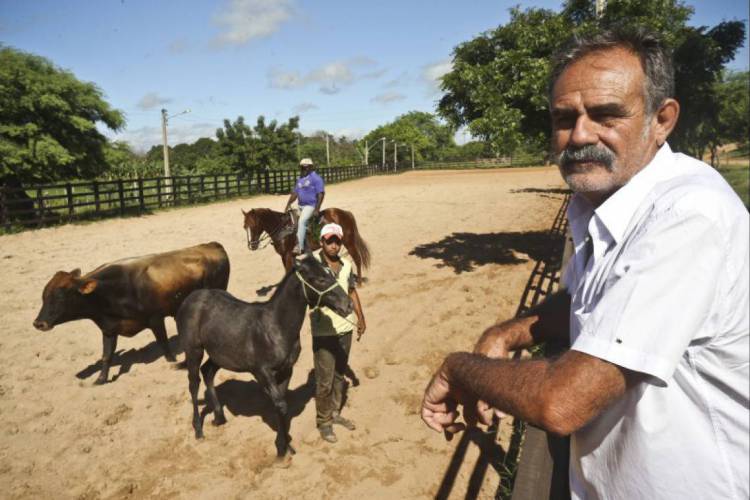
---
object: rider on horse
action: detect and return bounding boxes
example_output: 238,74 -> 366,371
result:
284,158 -> 325,255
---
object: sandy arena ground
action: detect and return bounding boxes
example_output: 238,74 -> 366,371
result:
0,167 -> 566,499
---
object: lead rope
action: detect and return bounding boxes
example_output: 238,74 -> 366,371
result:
294,271 -> 359,328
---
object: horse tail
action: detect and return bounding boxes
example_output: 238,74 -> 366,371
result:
348,213 -> 371,270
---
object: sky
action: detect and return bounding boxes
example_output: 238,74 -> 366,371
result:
1,0 -> 748,152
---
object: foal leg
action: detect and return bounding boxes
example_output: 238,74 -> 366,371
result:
186,348 -> 204,439
200,359 -> 227,426
259,369 -> 292,460
149,317 -> 176,362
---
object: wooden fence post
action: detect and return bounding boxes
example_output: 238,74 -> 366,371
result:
137,178 -> 145,212
118,180 -> 125,216
66,183 -> 74,218
0,186 -> 9,231
36,187 -> 45,227
93,181 -> 100,215
187,176 -> 192,202
156,178 -> 162,208
214,175 -> 219,198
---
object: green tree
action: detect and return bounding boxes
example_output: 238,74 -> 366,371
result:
363,111 -> 456,165
0,45 -> 124,185
215,115 -> 300,173
710,70 -> 749,165
437,0 -> 745,157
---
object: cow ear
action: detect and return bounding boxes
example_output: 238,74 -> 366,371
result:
70,268 -> 81,278
78,279 -> 97,295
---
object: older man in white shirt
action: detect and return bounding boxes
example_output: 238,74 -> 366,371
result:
421,27 -> 749,499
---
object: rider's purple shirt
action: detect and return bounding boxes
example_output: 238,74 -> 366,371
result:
295,171 -> 324,206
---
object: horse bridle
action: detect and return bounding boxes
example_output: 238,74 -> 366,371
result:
294,271 -> 342,311
246,213 -> 292,251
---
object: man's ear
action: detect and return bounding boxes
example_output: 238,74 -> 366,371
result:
70,268 -> 81,278
78,279 -> 98,295
653,98 -> 680,147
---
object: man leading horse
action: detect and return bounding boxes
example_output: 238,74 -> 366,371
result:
284,158 -> 325,255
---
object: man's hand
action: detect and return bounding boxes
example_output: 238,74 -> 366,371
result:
356,319 -> 366,340
421,358 -> 478,440
474,324 -> 511,358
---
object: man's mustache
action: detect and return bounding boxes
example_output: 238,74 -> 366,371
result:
557,145 -> 616,171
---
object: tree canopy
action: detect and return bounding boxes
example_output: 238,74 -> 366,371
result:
362,111 -> 456,164
0,45 -> 125,184
437,0 -> 746,158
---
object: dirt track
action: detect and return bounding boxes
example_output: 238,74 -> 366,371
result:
0,167 -> 566,499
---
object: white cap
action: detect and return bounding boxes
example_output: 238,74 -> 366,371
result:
300,158 -> 314,166
320,223 -> 344,240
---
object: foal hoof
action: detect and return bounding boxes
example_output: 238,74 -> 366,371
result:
273,454 -> 293,469
93,377 -> 108,386
212,415 -> 227,426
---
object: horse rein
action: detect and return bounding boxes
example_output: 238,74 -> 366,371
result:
294,271 -> 344,311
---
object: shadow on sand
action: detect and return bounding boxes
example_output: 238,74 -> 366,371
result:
409,231 -> 564,274
76,335 -> 183,382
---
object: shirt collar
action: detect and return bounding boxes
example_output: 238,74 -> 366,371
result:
567,143 -> 676,247
594,143 -> 675,244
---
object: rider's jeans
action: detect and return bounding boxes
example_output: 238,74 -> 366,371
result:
297,204 -> 315,252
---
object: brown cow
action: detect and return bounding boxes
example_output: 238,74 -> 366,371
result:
33,242 -> 230,384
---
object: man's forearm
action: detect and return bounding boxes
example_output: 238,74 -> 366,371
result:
443,349 -> 629,436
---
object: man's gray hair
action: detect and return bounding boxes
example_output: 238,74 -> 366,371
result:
548,27 -> 674,115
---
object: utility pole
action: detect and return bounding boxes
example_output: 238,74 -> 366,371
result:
411,144 -> 415,169
326,134 -> 330,167
382,138 -> 385,169
160,108 -> 190,195
364,140 -> 368,166
595,0 -> 606,18
161,108 -> 170,180
393,141 -> 398,172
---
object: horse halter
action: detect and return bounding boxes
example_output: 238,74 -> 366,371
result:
245,212 -> 294,251
294,271 -> 342,311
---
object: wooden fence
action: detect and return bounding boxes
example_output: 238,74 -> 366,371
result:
0,164 -> 403,231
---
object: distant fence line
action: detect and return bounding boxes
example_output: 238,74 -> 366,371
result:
1,157 -> 545,231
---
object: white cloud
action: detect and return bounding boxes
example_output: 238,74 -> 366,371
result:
292,102 -> 319,113
137,92 -> 172,110
269,57 -> 385,94
107,123 -> 219,154
371,91 -> 406,105
212,0 -> 294,47
422,59 -> 453,93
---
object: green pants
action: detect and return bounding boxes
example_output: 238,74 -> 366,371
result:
312,332 -> 353,427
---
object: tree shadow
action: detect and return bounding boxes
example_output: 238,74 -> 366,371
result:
409,231 -> 564,274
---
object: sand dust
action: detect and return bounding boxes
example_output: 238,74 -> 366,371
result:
0,167 -> 566,499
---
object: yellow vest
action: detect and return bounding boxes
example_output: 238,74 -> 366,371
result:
310,251 -> 357,336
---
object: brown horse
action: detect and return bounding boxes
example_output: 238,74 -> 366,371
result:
242,207 -> 371,284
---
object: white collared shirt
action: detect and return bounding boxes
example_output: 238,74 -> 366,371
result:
563,144 -> 749,499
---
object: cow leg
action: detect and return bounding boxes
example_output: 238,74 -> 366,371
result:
200,359 -> 226,426
149,317 -> 176,362
95,334 -> 118,385
186,348 -> 204,439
